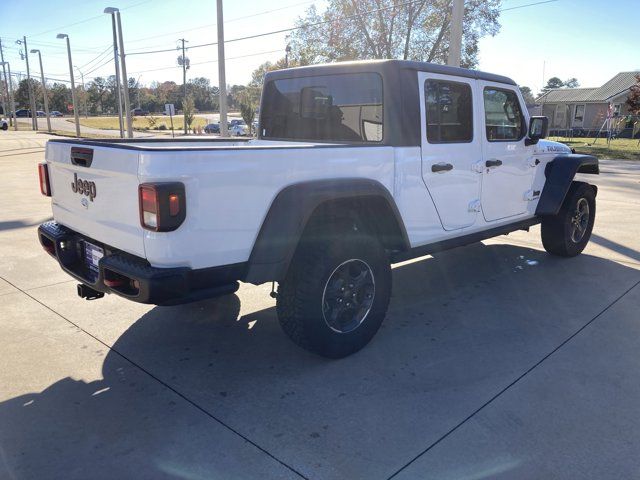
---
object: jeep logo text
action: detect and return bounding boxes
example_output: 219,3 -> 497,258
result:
71,173 -> 97,202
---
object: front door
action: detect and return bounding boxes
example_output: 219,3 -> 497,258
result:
479,82 -> 535,222
419,72 -> 482,231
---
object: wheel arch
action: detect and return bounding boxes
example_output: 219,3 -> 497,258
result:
536,154 -> 599,216
244,178 -> 409,284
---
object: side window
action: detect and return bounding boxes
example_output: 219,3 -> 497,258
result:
483,88 -> 525,141
425,79 -> 473,143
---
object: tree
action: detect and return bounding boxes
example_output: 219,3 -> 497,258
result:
625,74 -> 640,114
542,77 -> 564,92
87,77 -> 108,114
287,0 -> 501,68
182,95 -> 195,133
564,77 -> 580,88
48,83 -> 71,113
237,88 -> 260,135
542,76 -> 580,93
249,58 -> 294,88
519,86 -> 535,105
15,78 -> 43,109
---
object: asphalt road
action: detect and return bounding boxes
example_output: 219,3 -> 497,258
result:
1,130 -> 640,479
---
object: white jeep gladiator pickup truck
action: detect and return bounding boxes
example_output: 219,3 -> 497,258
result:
38,60 -> 599,358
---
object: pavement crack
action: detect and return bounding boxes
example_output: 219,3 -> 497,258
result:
1,276 -> 309,480
387,277 -> 640,479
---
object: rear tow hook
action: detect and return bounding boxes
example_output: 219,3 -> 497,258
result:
77,284 -> 105,300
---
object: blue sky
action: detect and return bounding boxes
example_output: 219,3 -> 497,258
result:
1,0 -> 638,93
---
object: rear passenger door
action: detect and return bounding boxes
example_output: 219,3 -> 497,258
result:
419,73 -> 482,231
479,82 -> 535,221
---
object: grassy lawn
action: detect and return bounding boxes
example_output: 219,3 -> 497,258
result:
72,113 -> 242,132
550,136 -> 640,161
71,115 -> 213,131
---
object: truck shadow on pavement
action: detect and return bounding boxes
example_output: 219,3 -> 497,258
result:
2,242 -> 639,479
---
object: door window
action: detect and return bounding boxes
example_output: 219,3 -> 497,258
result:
483,88 -> 525,141
425,80 -> 473,143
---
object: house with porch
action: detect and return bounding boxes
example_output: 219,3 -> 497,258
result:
534,71 -> 639,136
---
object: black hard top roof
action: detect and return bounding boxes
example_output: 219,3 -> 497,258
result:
264,59 -> 516,86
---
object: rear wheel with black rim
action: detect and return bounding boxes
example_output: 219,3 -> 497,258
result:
276,228 -> 391,358
541,181 -> 596,257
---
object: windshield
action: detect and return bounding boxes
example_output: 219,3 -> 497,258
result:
260,72 -> 383,143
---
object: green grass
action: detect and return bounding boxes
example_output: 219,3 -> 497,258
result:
72,113 -> 242,132
549,137 -> 640,161
71,115 -> 214,131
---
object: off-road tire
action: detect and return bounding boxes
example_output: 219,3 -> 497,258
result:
276,228 -> 391,358
1,123 -> 7,131
541,181 -> 596,257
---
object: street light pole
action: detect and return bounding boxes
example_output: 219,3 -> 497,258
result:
30,49 -> 52,133
104,7 -> 124,139
57,34 -> 80,138
1,62 -> 17,130
115,10 -> 133,138
447,0 -> 464,67
74,66 -> 87,118
216,0 -> 228,137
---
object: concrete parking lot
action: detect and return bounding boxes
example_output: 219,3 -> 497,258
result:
1,130 -> 639,479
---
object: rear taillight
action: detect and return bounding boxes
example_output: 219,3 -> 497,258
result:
38,163 -> 51,196
138,182 -> 186,232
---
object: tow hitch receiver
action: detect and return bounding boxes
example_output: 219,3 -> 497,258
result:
77,284 -> 104,300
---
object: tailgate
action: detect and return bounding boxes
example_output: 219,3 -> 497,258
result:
46,141 -> 145,257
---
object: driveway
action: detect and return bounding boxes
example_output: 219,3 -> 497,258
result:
1,131 -> 639,479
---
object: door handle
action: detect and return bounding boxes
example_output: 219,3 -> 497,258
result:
432,162 -> 453,173
485,159 -> 503,168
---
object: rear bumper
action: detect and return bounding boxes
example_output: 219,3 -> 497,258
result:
38,221 -> 242,305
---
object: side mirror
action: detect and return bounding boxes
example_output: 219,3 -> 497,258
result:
525,116 -> 548,145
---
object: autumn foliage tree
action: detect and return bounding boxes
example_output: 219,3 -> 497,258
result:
286,0 -> 501,68
626,74 -> 640,114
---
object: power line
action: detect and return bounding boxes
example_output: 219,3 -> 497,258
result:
501,0 -> 558,12
83,56 -> 114,77
76,45 -> 113,71
128,49 -> 283,75
128,0 -> 427,57
124,0 -> 315,46
16,0 -> 154,38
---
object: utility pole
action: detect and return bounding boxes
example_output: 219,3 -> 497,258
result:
0,61 -> 17,130
0,39 -> 10,126
115,10 -> 133,138
285,44 -> 291,68
57,34 -> 80,137
75,66 -> 87,118
17,37 -> 38,129
104,8 -> 124,138
179,38 -> 189,135
30,49 -> 52,132
216,0 -> 228,137
447,0 -> 464,67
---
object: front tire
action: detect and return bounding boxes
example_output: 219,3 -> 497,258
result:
1,123 -> 7,131
541,181 -> 596,257
276,228 -> 391,358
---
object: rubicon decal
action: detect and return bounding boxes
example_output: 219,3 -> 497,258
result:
71,173 -> 97,202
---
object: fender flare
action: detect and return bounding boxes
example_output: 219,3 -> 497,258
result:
244,178 -> 409,284
536,154 -> 599,216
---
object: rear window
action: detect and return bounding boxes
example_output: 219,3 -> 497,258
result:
260,72 -> 383,143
